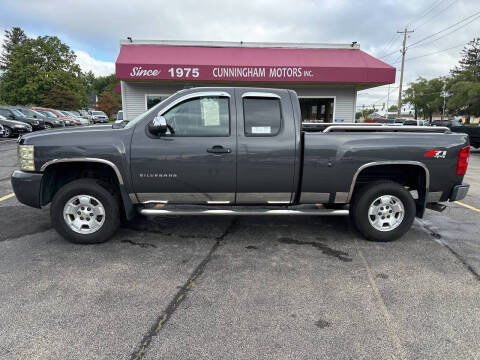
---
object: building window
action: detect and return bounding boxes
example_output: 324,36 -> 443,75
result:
299,97 -> 334,123
243,98 -> 282,136
162,96 -> 230,136
146,94 -> 170,110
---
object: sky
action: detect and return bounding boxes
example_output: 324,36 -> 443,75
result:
0,0 -> 478,108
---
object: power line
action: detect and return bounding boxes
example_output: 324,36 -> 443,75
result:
390,42 -> 467,64
389,53 -> 403,65
409,13 -> 480,49
408,11 -> 480,48
379,48 -> 401,60
406,0 -> 446,28
414,0 -> 458,31
377,33 -> 401,58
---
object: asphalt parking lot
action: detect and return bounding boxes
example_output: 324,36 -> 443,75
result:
0,137 -> 479,360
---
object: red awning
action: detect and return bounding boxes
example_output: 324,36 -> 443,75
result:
116,44 -> 395,85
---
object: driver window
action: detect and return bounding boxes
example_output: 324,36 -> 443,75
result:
162,96 -> 230,136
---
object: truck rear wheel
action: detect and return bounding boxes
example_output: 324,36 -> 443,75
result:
350,181 -> 416,242
51,179 -> 120,244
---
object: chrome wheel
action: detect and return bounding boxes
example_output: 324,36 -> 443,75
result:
3,126 -> 11,138
63,195 -> 105,234
44,124 -> 52,129
368,195 -> 405,232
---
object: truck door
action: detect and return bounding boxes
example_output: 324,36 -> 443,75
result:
235,90 -> 297,204
130,90 -> 236,204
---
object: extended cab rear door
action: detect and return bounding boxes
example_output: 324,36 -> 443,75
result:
234,89 -> 298,204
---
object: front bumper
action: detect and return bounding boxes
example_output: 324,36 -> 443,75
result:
12,127 -> 32,135
32,124 -> 46,131
11,170 -> 43,208
449,183 -> 469,202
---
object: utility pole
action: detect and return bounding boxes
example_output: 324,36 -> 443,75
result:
441,80 -> 446,120
385,84 -> 391,117
397,27 -> 414,116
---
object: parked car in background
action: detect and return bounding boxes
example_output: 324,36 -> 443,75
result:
34,109 -> 70,127
16,107 -> 65,129
63,111 -> 90,126
78,109 -> 89,118
0,106 -> 45,131
88,110 -> 109,123
56,110 -> 81,126
432,119 -> 462,128
31,107 -> 76,126
403,119 -> 428,126
0,114 -> 32,137
114,110 -> 125,124
433,119 -> 480,149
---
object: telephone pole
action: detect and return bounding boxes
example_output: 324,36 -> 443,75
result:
397,27 -> 414,116
441,80 -> 446,120
385,84 -> 391,117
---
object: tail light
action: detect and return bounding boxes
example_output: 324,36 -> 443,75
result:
456,146 -> 470,175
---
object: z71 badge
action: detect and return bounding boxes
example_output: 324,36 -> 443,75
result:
424,149 -> 447,158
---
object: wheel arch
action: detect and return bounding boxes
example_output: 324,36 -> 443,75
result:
40,158 -> 135,220
348,161 -> 430,218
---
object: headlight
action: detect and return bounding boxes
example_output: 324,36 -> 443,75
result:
14,124 -> 25,128
55,120 -> 61,124
18,145 -> 35,171
33,121 -> 39,125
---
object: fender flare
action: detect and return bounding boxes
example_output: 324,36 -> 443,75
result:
40,158 -> 135,220
347,161 -> 430,217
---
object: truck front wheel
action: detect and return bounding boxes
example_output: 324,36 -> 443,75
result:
350,181 -> 416,242
51,179 -> 120,244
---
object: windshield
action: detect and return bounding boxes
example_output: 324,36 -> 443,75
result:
43,111 -> 57,117
92,111 -> 106,115
117,112 -> 123,120
11,109 -> 25,117
124,95 -> 173,129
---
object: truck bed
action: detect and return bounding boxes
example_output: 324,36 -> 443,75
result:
300,128 -> 469,204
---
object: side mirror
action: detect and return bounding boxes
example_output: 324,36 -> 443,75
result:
148,115 -> 168,135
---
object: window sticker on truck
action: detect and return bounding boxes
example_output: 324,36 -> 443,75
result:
251,126 -> 271,134
424,150 -> 447,158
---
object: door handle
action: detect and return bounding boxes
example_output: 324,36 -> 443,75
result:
207,145 -> 231,154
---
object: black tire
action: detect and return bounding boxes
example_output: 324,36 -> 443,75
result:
44,123 -> 52,129
51,179 -> 120,244
2,126 -> 12,138
350,181 -> 416,242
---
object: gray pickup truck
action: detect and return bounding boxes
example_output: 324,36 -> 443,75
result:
11,87 -> 470,244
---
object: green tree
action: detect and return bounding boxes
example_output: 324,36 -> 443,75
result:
83,70 -> 96,94
388,105 -> 398,112
403,77 -> 444,121
447,38 -> 480,119
0,35 -> 87,107
0,27 -> 27,71
87,73 -> 121,104
43,88 -> 81,109
450,38 -> 479,81
96,91 -> 121,119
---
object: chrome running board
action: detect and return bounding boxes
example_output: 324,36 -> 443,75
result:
139,205 -> 349,216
